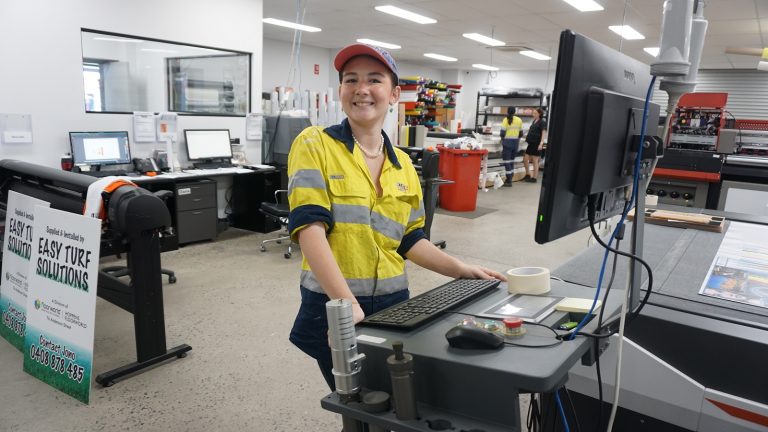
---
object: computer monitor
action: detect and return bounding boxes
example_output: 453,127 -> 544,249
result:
535,30 -> 661,244
184,129 -> 233,161
262,115 -> 311,166
69,131 -> 132,167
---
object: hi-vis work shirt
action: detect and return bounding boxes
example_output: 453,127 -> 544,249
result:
501,116 -> 523,139
287,119 -> 427,297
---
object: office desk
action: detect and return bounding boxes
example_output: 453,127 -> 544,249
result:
322,282 -> 624,431
131,167 -> 281,244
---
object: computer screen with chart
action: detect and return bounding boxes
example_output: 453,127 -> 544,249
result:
69,131 -> 132,166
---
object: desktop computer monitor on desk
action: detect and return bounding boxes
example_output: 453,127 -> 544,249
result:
184,129 -> 234,169
69,131 -> 132,175
262,115 -> 311,167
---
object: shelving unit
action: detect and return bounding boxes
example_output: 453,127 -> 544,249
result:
474,89 -> 546,133
400,77 -> 461,130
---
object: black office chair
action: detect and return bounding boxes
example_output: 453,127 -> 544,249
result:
101,190 -> 177,283
259,189 -> 293,259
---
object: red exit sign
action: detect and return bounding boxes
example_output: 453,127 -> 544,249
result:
314,64 -> 319,75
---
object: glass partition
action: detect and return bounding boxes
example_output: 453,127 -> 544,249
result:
81,29 -> 251,116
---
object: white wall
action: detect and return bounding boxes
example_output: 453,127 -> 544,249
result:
263,38 -> 333,97
0,0 -> 263,167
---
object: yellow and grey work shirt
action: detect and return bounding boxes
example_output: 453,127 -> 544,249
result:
287,119 -> 427,297
501,116 -> 523,139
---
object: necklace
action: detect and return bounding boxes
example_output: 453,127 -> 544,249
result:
353,134 -> 384,159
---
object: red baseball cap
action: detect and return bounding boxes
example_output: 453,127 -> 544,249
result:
334,43 -> 399,81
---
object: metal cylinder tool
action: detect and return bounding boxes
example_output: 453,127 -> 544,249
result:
326,298 -> 366,432
386,340 -> 419,420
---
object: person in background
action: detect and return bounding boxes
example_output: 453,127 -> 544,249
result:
286,43 -> 506,391
500,107 -> 523,187
523,108 -> 547,183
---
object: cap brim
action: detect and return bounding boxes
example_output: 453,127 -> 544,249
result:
334,44 -> 396,76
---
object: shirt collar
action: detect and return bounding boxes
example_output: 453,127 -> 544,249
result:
324,118 -> 401,169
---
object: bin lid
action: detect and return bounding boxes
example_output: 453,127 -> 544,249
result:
437,146 -> 488,155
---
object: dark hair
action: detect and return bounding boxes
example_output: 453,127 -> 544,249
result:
506,106 -> 516,121
535,108 -> 544,117
338,55 -> 398,87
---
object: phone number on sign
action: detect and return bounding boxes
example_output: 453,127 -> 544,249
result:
29,344 -> 85,383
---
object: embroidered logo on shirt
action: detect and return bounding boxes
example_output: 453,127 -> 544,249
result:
329,174 -> 345,180
396,182 -> 408,193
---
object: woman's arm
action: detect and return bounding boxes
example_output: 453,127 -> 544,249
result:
539,128 -> 548,150
298,222 -> 365,322
405,238 -> 506,281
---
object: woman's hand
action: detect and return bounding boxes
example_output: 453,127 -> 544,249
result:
456,264 -> 507,281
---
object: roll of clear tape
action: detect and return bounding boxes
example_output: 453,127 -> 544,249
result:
506,267 -> 550,295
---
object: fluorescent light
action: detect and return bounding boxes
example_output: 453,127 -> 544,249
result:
424,53 -> 457,62
520,50 -> 551,60
93,37 -> 142,43
609,25 -> 645,40
262,18 -> 322,32
374,5 -> 436,24
562,0 -> 604,12
758,61 -> 768,71
463,33 -> 505,47
472,64 -> 499,71
140,48 -> 177,53
356,38 -> 401,50
644,47 -> 660,57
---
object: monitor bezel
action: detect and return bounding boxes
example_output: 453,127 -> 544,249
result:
69,130 -> 132,166
183,129 -> 233,161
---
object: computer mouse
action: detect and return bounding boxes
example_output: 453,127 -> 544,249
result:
445,325 -> 504,350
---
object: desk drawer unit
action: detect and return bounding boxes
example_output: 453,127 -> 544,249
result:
176,180 -> 217,244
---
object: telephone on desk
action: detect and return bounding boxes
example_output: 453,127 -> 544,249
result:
133,157 -> 160,174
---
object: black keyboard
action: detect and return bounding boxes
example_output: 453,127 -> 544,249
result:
82,170 -> 127,177
360,278 -> 501,330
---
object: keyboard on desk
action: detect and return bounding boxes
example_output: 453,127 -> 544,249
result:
82,170 -> 128,178
360,278 -> 501,330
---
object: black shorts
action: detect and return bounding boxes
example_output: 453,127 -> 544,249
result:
525,143 -> 542,157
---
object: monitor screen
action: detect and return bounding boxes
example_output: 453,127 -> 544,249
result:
534,30 -> 660,244
262,115 -> 311,166
184,129 -> 233,160
69,131 -> 131,166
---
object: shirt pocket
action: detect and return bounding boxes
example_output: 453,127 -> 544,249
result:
327,178 -> 368,199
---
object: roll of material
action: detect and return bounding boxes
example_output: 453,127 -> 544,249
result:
506,267 -> 550,295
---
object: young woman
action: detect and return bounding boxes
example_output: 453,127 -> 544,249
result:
287,44 -> 505,390
523,108 -> 547,183
500,107 -> 523,187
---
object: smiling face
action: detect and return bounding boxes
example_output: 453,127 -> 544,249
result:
338,56 -> 400,129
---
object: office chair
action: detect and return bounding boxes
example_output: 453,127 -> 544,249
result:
259,189 -> 293,259
101,190 -> 177,283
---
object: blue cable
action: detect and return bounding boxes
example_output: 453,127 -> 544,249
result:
555,388 -> 571,432
569,75 -> 658,339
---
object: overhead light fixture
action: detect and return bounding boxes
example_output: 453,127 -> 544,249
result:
562,0 -> 604,12
463,33 -> 505,47
609,25 -> 645,40
520,50 -> 551,60
644,47 -> 660,57
424,53 -> 457,62
472,64 -> 499,71
758,61 -> 768,72
374,5 -> 436,24
262,18 -> 322,32
93,37 -> 142,43
356,38 -> 401,49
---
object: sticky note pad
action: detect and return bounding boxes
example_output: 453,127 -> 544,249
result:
555,298 -> 601,313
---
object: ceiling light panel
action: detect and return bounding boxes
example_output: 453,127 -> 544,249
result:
608,25 -> 645,40
562,0 -> 604,12
262,18 -> 322,32
644,47 -> 660,57
462,33 -> 505,47
424,53 -> 457,62
374,5 -> 436,24
520,51 -> 551,60
357,39 -> 401,49
472,64 -> 499,71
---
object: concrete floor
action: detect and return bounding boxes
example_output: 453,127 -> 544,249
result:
0,178 -> 591,431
